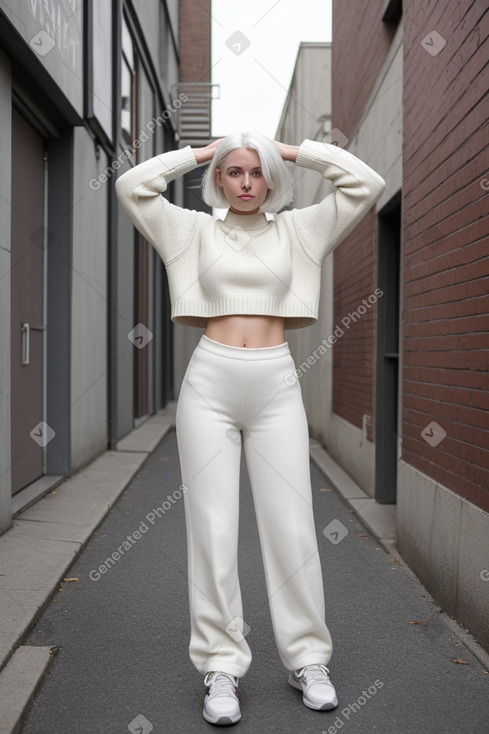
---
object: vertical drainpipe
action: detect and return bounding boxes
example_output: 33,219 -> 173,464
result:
108,0 -> 123,450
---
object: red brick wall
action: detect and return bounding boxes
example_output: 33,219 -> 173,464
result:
332,0 -> 395,139
332,209 -> 379,441
179,0 -> 211,82
331,0 -> 392,440
402,0 -> 489,511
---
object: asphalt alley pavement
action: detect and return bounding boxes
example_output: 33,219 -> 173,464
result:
19,429 -> 489,734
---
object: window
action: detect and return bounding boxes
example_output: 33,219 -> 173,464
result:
121,16 -> 135,152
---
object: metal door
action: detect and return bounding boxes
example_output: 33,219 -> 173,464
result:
10,107 -> 46,494
375,196 -> 401,503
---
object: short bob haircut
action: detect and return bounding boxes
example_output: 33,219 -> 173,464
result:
201,131 -> 294,214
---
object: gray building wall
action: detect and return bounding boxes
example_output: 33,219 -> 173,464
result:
0,48 -> 12,534
276,36 -> 403,497
275,43 -> 335,453
276,43 -> 332,180
0,0 -> 183,534
71,128 -> 109,469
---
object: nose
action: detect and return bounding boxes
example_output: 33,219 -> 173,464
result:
241,174 -> 251,190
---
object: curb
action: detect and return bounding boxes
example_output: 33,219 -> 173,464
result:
0,646 -> 57,734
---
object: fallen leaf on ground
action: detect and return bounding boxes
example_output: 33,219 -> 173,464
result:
359,534 -> 368,538
453,658 -> 469,665
63,577 -> 78,582
409,620 -> 428,625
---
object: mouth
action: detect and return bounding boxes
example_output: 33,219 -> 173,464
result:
238,195 -> 254,201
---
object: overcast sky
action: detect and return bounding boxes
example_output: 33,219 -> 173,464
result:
211,0 -> 333,139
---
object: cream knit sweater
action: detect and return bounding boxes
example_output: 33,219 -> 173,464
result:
115,140 -> 385,330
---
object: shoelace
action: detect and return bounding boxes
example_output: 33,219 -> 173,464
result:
204,671 -> 238,699
297,664 -> 333,686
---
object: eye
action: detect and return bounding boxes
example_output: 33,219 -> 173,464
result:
252,170 -> 262,177
229,170 -> 241,176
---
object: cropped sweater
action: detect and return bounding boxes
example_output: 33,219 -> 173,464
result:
115,140 -> 386,330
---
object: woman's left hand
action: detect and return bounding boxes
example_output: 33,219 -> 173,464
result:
273,141 -> 299,163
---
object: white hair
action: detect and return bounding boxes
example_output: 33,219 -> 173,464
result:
201,131 -> 294,213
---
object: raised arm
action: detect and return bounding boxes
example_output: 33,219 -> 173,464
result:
115,140 -> 226,264
115,146 -> 201,264
280,139 -> 386,264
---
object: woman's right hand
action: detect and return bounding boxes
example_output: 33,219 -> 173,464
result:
192,138 -> 224,164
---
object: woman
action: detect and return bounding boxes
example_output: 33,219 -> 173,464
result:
115,132 -> 385,726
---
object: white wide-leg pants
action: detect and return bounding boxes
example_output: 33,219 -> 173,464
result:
175,334 -> 333,679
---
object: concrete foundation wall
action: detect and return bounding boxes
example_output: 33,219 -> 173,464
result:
397,460 -> 489,652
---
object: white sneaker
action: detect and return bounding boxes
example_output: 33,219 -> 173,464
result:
203,671 -> 241,725
288,664 -> 338,710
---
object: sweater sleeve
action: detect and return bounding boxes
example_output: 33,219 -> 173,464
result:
290,139 -> 386,264
115,146 -> 201,264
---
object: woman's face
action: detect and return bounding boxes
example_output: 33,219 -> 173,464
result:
215,147 -> 269,214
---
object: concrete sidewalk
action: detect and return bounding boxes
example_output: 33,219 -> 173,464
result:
1,405 -> 489,733
0,405 -> 177,734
